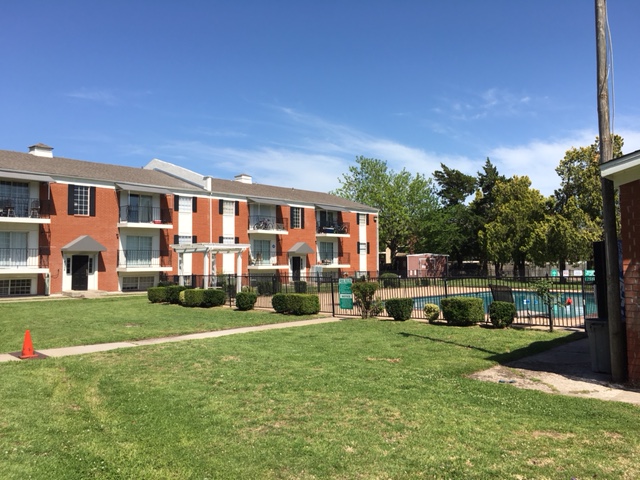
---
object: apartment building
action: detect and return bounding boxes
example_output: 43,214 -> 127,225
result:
0,144 -> 378,296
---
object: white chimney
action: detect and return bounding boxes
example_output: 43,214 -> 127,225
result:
28,143 -> 54,158
234,173 -> 252,184
203,176 -> 213,191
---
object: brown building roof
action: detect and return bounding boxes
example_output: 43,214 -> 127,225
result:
0,148 -> 377,212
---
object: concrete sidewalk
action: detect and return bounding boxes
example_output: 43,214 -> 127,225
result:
0,317 -> 341,363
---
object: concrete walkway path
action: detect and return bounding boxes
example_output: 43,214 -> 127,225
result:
3,317 -> 640,406
0,317 -> 340,363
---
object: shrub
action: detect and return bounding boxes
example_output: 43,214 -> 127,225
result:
380,272 -> 400,288
371,299 -> 385,317
272,293 -> 290,313
236,291 -> 258,311
181,288 -> 205,307
166,285 -> 187,304
423,303 -> 440,324
293,280 -> 307,293
202,288 -> 226,307
351,281 -> 380,319
384,298 -> 413,321
147,286 -> 167,303
489,301 -> 516,328
287,294 -> 320,315
271,293 -> 319,315
440,297 -> 484,326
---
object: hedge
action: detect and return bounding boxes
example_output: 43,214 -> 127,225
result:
271,293 -> 320,315
166,285 -> 187,304
147,286 -> 167,303
440,297 -> 484,326
203,288 -> 226,307
379,272 -> 400,288
489,301 -> 516,328
236,291 -> 258,311
384,298 -> 413,321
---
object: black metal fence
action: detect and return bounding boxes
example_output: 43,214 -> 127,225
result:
163,273 -> 594,328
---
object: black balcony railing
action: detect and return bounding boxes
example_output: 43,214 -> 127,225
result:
314,252 -> 350,266
0,247 -> 49,268
0,197 -> 50,219
249,215 -> 288,232
117,250 -> 171,268
118,206 -> 172,224
316,222 -> 349,234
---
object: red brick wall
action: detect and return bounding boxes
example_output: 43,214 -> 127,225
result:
621,181 -> 640,382
47,183 -> 120,294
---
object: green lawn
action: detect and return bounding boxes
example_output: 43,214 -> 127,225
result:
0,296 -> 321,353
1,313 -> 639,479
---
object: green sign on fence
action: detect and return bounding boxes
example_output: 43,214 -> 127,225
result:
338,278 -> 353,309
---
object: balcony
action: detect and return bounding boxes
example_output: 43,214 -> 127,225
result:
118,206 -> 173,228
248,215 -> 288,233
0,197 -> 50,222
0,247 -> 50,271
314,252 -> 350,268
248,249 -> 289,270
316,221 -> 350,236
117,250 -> 171,271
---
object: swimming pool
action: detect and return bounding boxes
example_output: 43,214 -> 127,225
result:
413,290 -> 597,319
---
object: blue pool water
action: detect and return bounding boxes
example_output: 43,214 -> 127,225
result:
413,290 -> 597,318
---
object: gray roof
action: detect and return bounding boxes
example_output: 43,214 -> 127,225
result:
0,148 -> 377,212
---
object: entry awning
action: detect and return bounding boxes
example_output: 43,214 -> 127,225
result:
61,235 -> 107,252
115,183 -> 172,195
314,203 -> 350,212
288,242 -> 314,255
248,197 -> 283,206
0,170 -> 55,183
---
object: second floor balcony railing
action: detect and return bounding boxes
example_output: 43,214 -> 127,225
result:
117,250 -> 171,268
249,249 -> 288,266
314,251 -> 351,266
249,215 -> 288,232
0,197 -> 50,219
0,247 -> 49,268
316,221 -> 349,234
119,206 -> 173,224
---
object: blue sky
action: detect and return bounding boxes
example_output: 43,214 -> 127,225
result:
2,1 -> 639,197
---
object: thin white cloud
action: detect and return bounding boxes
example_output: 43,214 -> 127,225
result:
65,88 -> 119,106
438,87 -> 538,121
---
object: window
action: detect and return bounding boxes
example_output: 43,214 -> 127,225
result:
122,276 -> 155,291
291,207 -> 302,229
252,239 -> 270,265
178,235 -> 192,245
178,196 -> 193,213
0,278 -> 31,296
74,186 -> 89,215
319,241 -> 334,263
357,213 -> 367,226
223,200 -> 235,216
357,242 -> 370,254
126,236 -> 153,266
68,185 -> 95,216
221,236 -> 235,245
0,231 -> 28,266
129,194 -> 153,222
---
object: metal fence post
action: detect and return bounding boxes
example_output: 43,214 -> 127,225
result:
330,276 -> 336,317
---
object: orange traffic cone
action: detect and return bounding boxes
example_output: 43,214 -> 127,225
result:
19,330 -> 38,359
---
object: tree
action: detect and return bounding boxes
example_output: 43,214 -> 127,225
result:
554,135 -> 623,228
432,164 -> 478,268
433,164 -> 476,207
481,176 -> 547,279
470,158 -> 507,275
332,156 -> 441,263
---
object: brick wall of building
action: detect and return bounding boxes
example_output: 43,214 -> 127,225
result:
620,180 -> 640,382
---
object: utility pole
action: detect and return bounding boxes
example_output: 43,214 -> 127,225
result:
595,0 -> 626,382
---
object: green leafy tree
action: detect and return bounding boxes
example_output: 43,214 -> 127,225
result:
432,164 -> 478,267
470,158 -> 507,275
332,156 -> 441,263
481,176 -> 547,279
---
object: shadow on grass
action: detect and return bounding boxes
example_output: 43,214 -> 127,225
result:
398,330 -> 587,364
